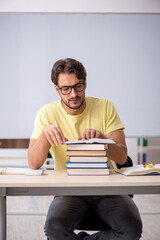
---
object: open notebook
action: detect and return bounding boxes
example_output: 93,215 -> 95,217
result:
0,167 -> 44,176
116,164 -> 160,176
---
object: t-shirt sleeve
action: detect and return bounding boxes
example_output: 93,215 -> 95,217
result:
105,100 -> 124,135
31,107 -> 49,139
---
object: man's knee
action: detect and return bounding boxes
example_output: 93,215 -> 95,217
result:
122,197 -> 143,239
44,212 -> 77,239
124,214 -> 143,239
116,198 -> 143,239
45,213 -> 65,235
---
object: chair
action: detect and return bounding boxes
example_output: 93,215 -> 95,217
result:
76,156 -> 133,231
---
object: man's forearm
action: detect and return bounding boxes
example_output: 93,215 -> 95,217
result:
107,143 -> 127,165
105,129 -> 127,165
28,131 -> 51,169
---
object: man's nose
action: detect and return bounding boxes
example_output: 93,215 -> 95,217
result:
70,87 -> 77,96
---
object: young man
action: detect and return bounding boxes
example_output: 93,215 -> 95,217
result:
28,58 -> 142,240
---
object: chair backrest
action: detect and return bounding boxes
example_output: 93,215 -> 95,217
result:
116,156 -> 133,169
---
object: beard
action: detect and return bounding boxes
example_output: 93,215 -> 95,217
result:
61,95 -> 85,110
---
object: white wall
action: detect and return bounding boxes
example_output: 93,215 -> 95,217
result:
0,0 -> 160,13
0,13 -> 160,138
1,2 -> 160,164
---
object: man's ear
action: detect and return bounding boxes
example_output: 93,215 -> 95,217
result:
84,79 -> 87,89
54,85 -> 61,96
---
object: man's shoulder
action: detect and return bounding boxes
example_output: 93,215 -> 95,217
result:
39,100 -> 61,113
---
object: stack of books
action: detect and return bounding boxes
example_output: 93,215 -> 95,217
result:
64,138 -> 115,176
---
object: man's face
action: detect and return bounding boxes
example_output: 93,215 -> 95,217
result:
55,73 -> 86,115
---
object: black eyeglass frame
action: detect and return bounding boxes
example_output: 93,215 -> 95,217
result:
57,80 -> 86,95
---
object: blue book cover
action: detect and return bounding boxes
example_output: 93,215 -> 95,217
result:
66,161 -> 108,169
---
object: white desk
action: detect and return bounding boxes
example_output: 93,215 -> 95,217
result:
1,170 -> 160,240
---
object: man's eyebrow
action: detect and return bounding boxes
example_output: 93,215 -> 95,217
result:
60,80 -> 82,88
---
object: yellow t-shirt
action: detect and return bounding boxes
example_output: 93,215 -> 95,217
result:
31,97 -> 124,170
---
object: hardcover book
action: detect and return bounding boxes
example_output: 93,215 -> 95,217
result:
66,161 -> 108,168
67,168 -> 109,176
67,150 -> 107,156
69,156 -> 108,162
67,143 -> 108,151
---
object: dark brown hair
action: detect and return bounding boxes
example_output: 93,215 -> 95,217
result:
51,58 -> 87,86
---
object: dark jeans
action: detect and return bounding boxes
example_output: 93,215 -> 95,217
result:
44,195 -> 143,240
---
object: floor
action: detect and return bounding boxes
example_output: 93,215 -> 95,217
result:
7,194 -> 160,240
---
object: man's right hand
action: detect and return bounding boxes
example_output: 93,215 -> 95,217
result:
43,125 -> 68,146
28,125 -> 68,169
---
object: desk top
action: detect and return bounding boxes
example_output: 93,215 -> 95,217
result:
0,170 -> 160,188
1,170 -> 160,195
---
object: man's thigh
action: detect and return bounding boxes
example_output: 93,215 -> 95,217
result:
46,196 -> 90,227
94,195 -> 141,227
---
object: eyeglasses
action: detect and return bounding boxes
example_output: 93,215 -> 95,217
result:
57,81 -> 85,95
